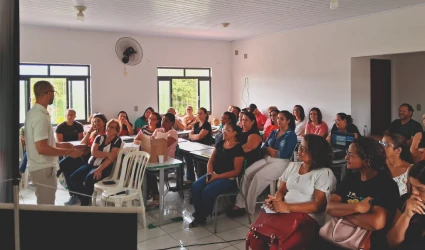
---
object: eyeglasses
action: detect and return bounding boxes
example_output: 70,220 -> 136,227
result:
345,150 -> 359,158
379,141 -> 394,148
298,145 -> 308,153
107,126 -> 117,130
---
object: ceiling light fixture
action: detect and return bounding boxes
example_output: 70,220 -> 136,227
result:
222,23 -> 230,28
330,0 -> 338,10
75,5 -> 87,21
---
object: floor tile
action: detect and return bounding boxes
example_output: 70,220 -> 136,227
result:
216,226 -> 248,242
232,241 -> 246,250
220,247 -> 238,250
169,227 -> 213,245
137,226 -> 167,242
203,217 -> 242,234
185,235 -> 230,250
137,235 -> 181,250
160,217 -> 192,234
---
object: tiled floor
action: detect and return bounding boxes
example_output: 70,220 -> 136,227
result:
19,181 -> 258,250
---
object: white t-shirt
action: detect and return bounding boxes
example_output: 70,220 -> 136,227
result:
25,104 -> 58,172
280,162 -> 337,225
294,119 -> 307,136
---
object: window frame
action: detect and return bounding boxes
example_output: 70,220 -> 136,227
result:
157,67 -> 212,114
20,63 -> 91,126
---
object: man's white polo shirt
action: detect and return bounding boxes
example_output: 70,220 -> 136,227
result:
25,103 -> 58,172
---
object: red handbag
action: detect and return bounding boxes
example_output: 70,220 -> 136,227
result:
246,210 -> 319,250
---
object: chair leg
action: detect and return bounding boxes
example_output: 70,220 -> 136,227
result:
92,191 -> 97,206
242,194 -> 251,224
214,196 -> 220,233
138,193 -> 146,228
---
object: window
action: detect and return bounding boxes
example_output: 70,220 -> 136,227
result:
20,63 -> 91,125
157,67 -> 211,115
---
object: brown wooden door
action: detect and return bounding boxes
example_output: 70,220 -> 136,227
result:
370,59 -> 391,136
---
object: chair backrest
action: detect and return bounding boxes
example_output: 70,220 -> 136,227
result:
175,144 -> 180,158
236,159 -> 248,189
118,151 -> 150,190
109,147 -> 138,181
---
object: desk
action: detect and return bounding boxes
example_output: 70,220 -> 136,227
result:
120,135 -> 136,143
178,141 -> 214,153
178,138 -> 188,143
190,148 -> 214,160
177,130 -> 191,139
146,158 -> 183,227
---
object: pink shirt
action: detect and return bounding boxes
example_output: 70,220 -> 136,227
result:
263,118 -> 272,131
152,128 -> 178,157
256,112 -> 268,129
305,121 -> 329,137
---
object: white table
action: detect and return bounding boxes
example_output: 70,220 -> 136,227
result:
146,157 -> 183,226
178,141 -> 214,153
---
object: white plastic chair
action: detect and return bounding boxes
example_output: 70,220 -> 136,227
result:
101,151 -> 150,228
92,147 -> 138,205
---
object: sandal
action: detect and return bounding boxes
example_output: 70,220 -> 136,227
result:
147,200 -> 159,209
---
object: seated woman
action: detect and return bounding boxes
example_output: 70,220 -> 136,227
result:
239,111 -> 263,167
237,109 -> 247,128
68,119 -> 123,206
60,113 -> 108,205
293,105 -> 307,136
147,113 -> 179,208
189,122 -> 244,227
381,132 -> 414,196
325,137 -> 400,250
214,111 -> 237,146
387,160 -> 425,250
263,106 -> 278,132
410,114 -> 425,162
229,111 -> 297,216
184,107 -> 213,181
134,112 -> 162,141
327,113 -> 360,142
183,105 -> 197,130
264,134 -> 337,249
305,107 -> 328,138
167,107 -> 185,131
117,111 -> 134,136
263,109 -> 279,141
134,107 -> 154,133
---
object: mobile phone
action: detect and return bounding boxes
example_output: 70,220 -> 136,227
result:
102,180 -> 116,185
206,174 -> 212,182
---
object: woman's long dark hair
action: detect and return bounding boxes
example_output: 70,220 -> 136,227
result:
150,112 -> 162,129
351,137 -> 390,175
243,112 -> 259,134
199,107 -> 209,122
269,109 -> 279,125
309,107 -> 323,124
223,111 -> 237,125
337,113 -> 353,124
384,132 -> 414,164
117,111 -> 132,131
141,107 -> 154,121
279,110 -> 296,131
93,113 -> 107,131
293,105 -> 305,121
304,134 -> 333,170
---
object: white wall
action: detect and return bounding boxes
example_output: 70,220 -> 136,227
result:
393,52 -> 425,125
20,25 -> 232,123
351,52 -> 425,132
231,4 -> 425,129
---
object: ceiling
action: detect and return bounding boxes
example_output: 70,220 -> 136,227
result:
20,0 -> 425,41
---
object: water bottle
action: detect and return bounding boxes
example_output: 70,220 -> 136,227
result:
363,125 -> 368,137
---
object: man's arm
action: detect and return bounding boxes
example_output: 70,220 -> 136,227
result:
36,139 -> 81,157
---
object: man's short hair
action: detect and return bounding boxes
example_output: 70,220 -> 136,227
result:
33,80 -> 52,97
400,103 -> 414,114
66,109 -> 76,115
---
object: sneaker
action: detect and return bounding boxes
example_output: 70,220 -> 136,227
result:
64,196 -> 80,206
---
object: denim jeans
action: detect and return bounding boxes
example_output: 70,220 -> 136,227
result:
19,152 -> 28,173
191,174 -> 237,221
68,163 -> 112,206
59,154 -> 90,196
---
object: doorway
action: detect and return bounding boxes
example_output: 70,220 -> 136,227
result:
370,59 -> 391,136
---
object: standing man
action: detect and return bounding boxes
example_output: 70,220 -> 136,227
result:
55,109 -> 84,142
25,81 -> 83,204
388,103 -> 423,145
249,103 -> 268,131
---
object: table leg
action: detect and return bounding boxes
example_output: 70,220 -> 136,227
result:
143,173 -> 147,207
178,164 -> 184,198
159,168 -> 165,223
